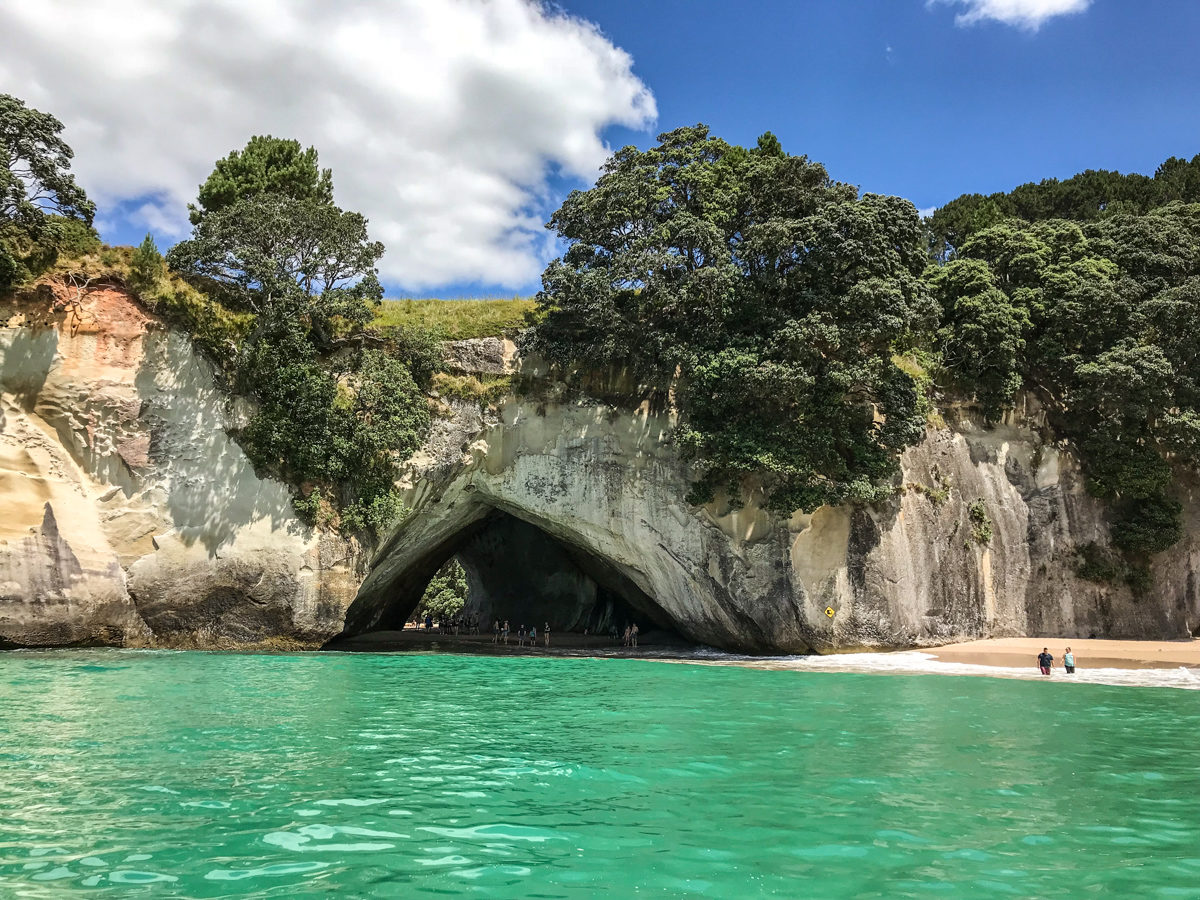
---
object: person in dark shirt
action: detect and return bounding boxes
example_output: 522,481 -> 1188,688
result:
1037,648 -> 1053,675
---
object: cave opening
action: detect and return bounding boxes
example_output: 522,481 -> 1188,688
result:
335,508 -> 687,649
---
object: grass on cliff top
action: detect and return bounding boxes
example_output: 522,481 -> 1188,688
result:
374,297 -> 537,340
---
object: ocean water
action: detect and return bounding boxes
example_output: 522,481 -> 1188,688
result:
0,651 -> 1198,898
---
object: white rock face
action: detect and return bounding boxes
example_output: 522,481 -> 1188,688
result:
347,389 -> 1200,652
4,288 -> 1198,652
0,289 -> 360,648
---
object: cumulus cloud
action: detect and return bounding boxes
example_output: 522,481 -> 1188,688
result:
0,1 -> 655,289
931,0 -> 1091,30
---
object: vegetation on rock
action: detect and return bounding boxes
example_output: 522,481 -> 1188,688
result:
0,93 -> 96,290
8,90 -> 1200,574
525,125 -> 935,512
165,137 -> 432,536
528,125 -> 1200,570
932,203 -> 1200,562
968,499 -> 993,545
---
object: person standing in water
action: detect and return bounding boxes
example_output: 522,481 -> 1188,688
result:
1037,647 -> 1053,676
1063,647 -> 1076,674
544,622 -> 550,647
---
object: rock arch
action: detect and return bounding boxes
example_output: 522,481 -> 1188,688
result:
335,395 -> 816,653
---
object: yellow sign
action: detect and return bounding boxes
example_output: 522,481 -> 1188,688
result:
824,606 -> 836,619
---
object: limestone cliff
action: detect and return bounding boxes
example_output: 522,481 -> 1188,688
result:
0,286 -> 359,648
346,361 -> 1200,653
3,289 -> 1198,653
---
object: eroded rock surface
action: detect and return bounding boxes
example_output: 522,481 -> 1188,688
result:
5,287 -> 1199,653
346,388 -> 1200,653
0,289 -> 360,648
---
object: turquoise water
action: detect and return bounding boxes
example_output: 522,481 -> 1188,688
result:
0,652 -> 1198,898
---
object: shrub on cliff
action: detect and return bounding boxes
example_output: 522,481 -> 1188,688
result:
525,125 -> 935,511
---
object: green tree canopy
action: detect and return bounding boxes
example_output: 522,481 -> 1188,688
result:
189,135 -> 333,225
415,560 -> 469,621
928,154 -> 1200,257
167,193 -> 383,346
0,93 -> 95,288
526,125 -> 935,511
931,199 -> 1200,559
169,138 -> 427,538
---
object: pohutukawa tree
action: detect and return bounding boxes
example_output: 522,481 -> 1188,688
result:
0,93 -> 96,288
525,125 -> 936,512
169,136 -> 427,536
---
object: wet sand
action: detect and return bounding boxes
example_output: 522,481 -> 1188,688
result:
927,637 -> 1200,670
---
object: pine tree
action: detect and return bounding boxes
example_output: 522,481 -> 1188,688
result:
129,233 -> 163,291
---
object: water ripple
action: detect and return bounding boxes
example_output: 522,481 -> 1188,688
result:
0,650 -> 1197,898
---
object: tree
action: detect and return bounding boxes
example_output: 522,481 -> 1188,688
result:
927,257 -> 1029,419
189,135 -> 333,224
526,125 -> 935,511
0,93 -> 95,288
129,233 -> 164,292
167,193 -> 383,346
415,560 -> 469,621
930,201 -> 1200,559
172,138 -> 429,538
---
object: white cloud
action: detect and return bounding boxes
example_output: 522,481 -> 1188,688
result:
0,1 -> 655,290
931,0 -> 1091,30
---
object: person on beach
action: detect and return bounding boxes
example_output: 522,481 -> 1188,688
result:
544,622 -> 550,647
492,619 -> 500,644
518,624 -> 527,646
622,625 -> 631,647
1063,647 -> 1076,674
502,620 -> 510,644
1037,648 -> 1053,675
630,623 -> 639,648
425,613 -> 433,632
529,625 -> 537,646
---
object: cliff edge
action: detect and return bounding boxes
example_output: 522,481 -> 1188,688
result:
0,286 -> 360,648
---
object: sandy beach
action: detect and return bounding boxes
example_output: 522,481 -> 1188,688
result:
667,637 -> 1200,691
927,637 -> 1200,670
329,628 -> 1200,689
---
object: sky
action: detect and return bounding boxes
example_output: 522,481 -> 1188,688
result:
2,0 -> 1200,296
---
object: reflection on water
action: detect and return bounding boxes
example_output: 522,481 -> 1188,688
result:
0,650 -> 1198,897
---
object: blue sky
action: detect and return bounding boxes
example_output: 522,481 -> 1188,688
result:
566,0 -> 1200,217
6,0 -> 1200,297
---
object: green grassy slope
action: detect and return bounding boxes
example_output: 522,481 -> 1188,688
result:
374,297 -> 536,340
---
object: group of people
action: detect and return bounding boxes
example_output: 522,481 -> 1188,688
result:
1036,646 -> 1077,675
491,620 -> 551,647
411,613 -> 646,651
420,613 -> 481,634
